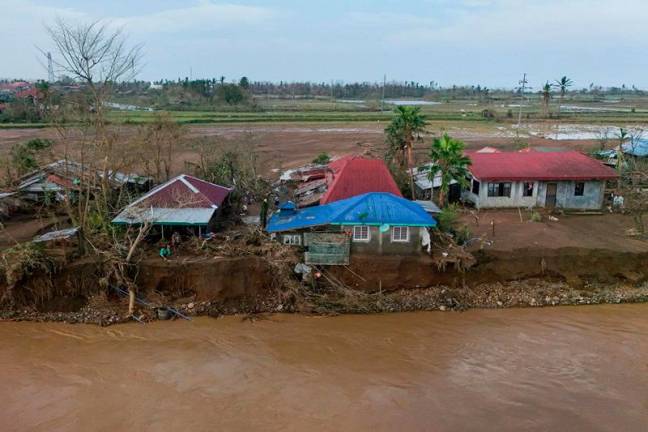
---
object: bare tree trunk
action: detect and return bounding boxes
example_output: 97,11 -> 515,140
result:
407,144 -> 416,200
128,288 -> 136,315
124,222 -> 150,315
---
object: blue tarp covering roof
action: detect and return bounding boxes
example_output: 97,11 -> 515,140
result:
267,192 -> 437,233
598,139 -> 648,158
623,140 -> 648,157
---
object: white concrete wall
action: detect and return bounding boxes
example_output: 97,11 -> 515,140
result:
464,180 -> 539,209
463,179 -> 606,210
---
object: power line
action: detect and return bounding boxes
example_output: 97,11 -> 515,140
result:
517,72 -> 528,128
47,52 -> 55,83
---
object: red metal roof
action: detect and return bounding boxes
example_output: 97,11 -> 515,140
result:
133,174 -> 232,209
468,151 -> 618,181
320,157 -> 402,204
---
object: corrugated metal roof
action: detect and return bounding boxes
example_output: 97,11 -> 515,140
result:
33,227 -> 79,243
320,157 -> 402,204
412,164 -> 457,190
112,174 -> 230,226
267,192 -> 436,233
112,208 -> 216,226
129,174 -> 231,209
414,200 -> 442,214
469,151 -> 618,181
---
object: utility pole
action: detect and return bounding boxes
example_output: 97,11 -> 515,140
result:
381,74 -> 386,112
47,52 -> 54,83
517,72 -> 528,128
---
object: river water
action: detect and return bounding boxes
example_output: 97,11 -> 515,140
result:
1,305 -> 647,431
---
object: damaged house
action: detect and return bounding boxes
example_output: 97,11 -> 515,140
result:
267,192 -> 436,262
112,174 -> 232,236
462,151 -> 618,210
290,155 -> 403,207
17,159 -> 151,203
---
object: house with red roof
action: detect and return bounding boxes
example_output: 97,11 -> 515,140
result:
112,174 -> 232,234
320,156 -> 402,204
463,151 -> 617,210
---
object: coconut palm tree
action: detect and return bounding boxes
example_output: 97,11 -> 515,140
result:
554,76 -> 573,117
541,82 -> 552,118
427,133 -> 472,206
385,106 -> 427,198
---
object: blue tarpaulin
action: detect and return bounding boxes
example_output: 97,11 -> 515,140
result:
267,192 -> 436,233
598,139 -> 648,158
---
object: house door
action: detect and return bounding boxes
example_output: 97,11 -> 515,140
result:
545,183 -> 557,208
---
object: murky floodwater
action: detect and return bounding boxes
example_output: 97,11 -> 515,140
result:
1,305 -> 647,431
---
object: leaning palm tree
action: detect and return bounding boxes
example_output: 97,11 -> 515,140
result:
385,106 -> 427,198
554,76 -> 573,118
541,82 -> 552,118
427,133 -> 472,206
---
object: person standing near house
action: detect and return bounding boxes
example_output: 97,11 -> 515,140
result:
260,198 -> 269,229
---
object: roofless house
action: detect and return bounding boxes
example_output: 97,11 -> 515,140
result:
112,174 -> 232,236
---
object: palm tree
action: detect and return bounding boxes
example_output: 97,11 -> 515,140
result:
541,82 -> 552,118
385,106 -> 427,198
427,133 -> 472,206
554,76 -> 573,117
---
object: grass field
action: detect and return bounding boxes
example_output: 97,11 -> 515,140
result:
3,94 -> 648,129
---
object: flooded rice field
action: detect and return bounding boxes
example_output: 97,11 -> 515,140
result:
1,304 -> 647,431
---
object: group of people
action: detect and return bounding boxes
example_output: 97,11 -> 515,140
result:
159,231 -> 182,260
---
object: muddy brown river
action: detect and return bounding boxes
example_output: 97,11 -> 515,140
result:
1,305 -> 647,431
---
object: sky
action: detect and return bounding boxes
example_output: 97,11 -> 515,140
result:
1,0 -> 647,89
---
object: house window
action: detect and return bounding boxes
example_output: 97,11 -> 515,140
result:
574,182 -> 585,196
391,226 -> 410,243
472,179 -> 480,195
487,182 -> 512,197
282,234 -> 302,246
523,182 -> 534,197
352,226 -> 370,242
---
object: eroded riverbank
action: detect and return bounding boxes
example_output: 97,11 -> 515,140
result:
1,305 -> 647,431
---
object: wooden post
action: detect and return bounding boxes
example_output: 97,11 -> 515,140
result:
491,219 -> 495,237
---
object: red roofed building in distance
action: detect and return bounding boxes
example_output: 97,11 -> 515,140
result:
320,156 -> 403,204
463,151 -> 617,210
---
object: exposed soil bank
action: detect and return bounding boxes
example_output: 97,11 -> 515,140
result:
2,247 -> 648,325
330,248 -> 648,290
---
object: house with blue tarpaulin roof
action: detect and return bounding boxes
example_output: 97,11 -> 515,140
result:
267,192 -> 436,256
598,139 -> 648,161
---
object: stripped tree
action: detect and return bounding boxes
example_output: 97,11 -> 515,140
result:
554,76 -> 573,118
541,82 -> 552,118
43,18 -> 143,237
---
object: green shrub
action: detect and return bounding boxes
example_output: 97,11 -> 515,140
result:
437,204 -> 459,233
312,152 -> 331,165
530,211 -> 542,222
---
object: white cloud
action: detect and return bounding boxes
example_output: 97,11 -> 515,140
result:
112,1 -> 277,34
373,0 -> 648,47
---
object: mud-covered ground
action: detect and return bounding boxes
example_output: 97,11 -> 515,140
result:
0,121 -> 610,180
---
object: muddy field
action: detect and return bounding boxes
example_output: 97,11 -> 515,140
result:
0,121 -> 615,180
459,211 -> 648,253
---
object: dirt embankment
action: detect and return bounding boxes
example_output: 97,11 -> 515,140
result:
327,247 -> 648,290
2,244 -> 648,325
